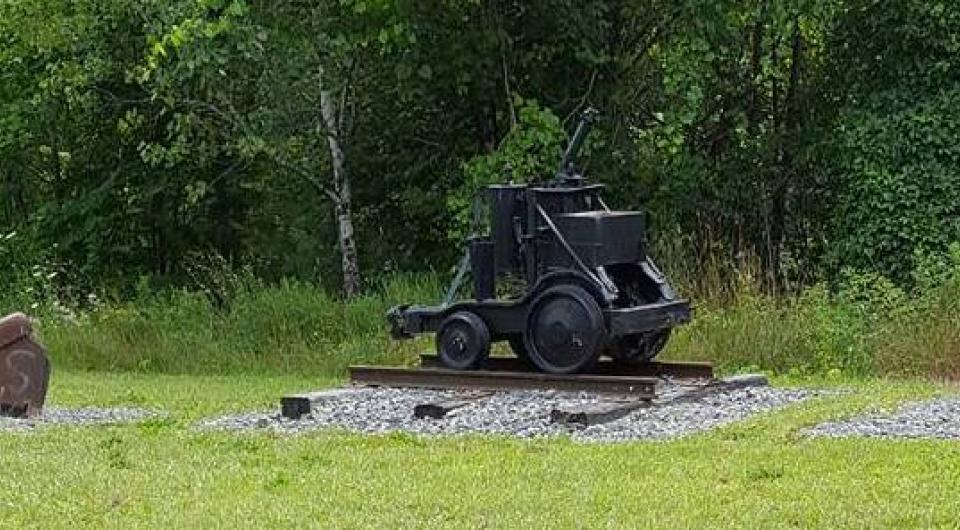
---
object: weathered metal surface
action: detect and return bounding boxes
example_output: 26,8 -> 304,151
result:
418,354 -> 714,379
658,374 -> 770,407
348,366 -> 657,397
386,108 -> 692,374
436,311 -> 491,370
550,399 -> 649,426
548,374 -> 768,427
605,301 -> 692,337
524,284 -> 606,374
0,313 -> 51,417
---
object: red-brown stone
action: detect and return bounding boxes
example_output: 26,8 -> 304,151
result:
0,313 -> 31,350
0,313 -> 51,417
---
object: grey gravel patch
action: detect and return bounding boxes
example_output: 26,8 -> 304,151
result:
0,407 -> 157,431
200,379 -> 818,442
806,397 -> 960,440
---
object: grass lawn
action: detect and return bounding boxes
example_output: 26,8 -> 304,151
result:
0,372 -> 958,528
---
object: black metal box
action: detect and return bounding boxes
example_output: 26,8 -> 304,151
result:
545,211 -> 645,268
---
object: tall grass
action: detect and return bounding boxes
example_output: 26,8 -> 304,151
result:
662,249 -> 960,380
10,274 -> 442,376
5,245 -> 960,379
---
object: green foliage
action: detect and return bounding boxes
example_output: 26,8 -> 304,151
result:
818,1 -> 960,282
619,1 -> 840,287
827,88 -> 960,281
463,99 -> 565,189
447,99 -> 565,240
3,0 -> 960,299
0,228 -> 62,310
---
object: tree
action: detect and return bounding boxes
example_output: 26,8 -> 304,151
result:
817,0 -> 960,281
133,0 -> 420,296
625,0 -> 838,289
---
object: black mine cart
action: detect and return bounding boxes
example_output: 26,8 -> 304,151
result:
388,110 -> 691,374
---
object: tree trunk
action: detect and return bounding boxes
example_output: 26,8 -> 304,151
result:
319,64 -> 361,298
767,36 -> 782,292
769,16 -> 804,293
745,0 -> 767,137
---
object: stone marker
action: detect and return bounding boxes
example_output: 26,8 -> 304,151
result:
0,313 -> 51,417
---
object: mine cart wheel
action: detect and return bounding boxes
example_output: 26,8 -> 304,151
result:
523,285 -> 605,374
437,311 -> 491,370
612,329 -> 671,364
638,329 -> 671,361
606,264 -> 674,363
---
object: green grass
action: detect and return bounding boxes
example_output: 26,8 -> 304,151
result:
1,371 -> 958,528
5,260 -> 960,526
13,260 -> 960,381
24,275 -> 441,376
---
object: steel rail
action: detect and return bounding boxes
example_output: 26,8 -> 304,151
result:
348,366 -> 657,397
417,354 -> 714,379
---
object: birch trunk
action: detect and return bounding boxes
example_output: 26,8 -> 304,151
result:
319,64 -> 361,297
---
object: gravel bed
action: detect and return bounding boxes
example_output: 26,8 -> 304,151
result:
0,407 -> 157,431
806,397 -> 960,440
200,380 -> 817,442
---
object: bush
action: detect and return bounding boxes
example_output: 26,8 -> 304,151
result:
826,87 -> 960,281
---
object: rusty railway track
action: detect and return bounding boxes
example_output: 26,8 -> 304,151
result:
418,354 -> 714,379
282,359 -> 734,421
348,365 -> 658,397
282,358 -> 714,420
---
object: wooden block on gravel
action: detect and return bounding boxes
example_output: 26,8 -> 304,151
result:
719,374 -> 768,389
280,389 -> 358,420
